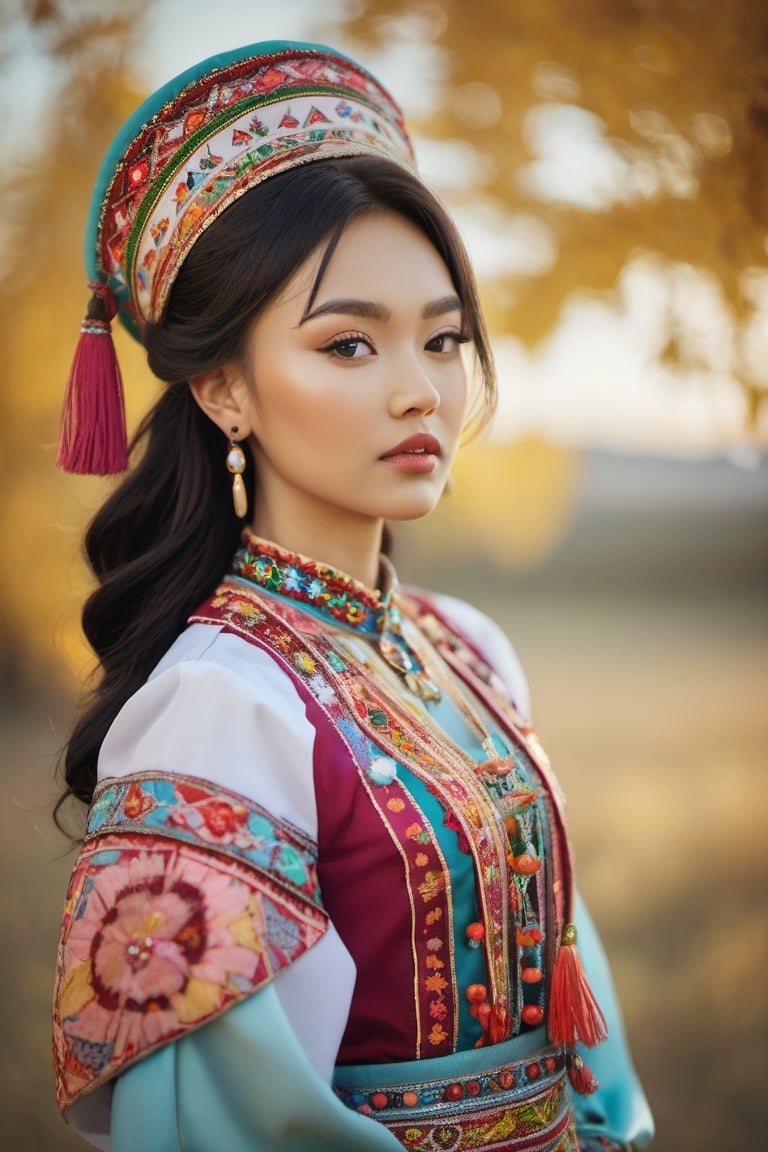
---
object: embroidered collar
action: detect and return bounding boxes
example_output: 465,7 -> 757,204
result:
230,531 -> 398,637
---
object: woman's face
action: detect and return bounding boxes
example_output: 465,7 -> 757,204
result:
237,210 -> 469,542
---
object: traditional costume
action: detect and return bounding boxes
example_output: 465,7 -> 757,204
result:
53,42 -> 654,1152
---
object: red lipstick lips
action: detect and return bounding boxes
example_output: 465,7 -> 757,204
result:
381,433 -> 442,459
380,433 -> 441,474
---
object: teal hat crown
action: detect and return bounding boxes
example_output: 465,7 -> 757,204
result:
87,40 -> 415,340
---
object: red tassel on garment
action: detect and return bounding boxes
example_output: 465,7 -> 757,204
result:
56,283 -> 128,474
566,1052 -> 599,1096
548,923 -> 608,1049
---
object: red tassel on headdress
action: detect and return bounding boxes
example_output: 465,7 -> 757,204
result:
548,923 -> 608,1050
56,283 -> 128,474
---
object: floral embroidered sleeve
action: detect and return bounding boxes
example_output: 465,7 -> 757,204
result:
52,772 -> 328,1120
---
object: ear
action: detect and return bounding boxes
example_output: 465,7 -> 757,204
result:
188,362 -> 253,438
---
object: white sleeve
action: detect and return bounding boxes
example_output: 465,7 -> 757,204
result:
431,593 -> 532,721
98,623 -> 318,835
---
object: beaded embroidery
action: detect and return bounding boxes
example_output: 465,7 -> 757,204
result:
334,1046 -> 577,1152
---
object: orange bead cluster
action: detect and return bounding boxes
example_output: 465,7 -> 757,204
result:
465,921 -> 485,948
466,981 -> 493,1036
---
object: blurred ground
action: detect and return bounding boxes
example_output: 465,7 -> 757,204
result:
1,451 -> 766,1151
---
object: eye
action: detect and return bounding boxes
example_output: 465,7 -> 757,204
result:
320,333 -> 375,360
425,331 -> 469,354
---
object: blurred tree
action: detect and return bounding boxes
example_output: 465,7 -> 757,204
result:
0,0 -> 154,693
1,0 -> 764,692
347,0 -> 768,425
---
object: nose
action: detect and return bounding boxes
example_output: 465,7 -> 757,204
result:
388,352 -> 441,418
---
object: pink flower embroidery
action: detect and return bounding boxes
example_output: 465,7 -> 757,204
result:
429,998 -> 449,1020
61,850 -> 263,1059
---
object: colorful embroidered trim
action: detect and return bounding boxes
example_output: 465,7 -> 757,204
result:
334,1046 -> 565,1112
334,1047 -> 576,1152
87,773 -> 322,906
53,773 -> 327,1116
231,533 -> 440,697
385,1102 -> 577,1152
193,583 -> 461,1057
230,531 -> 393,634
97,45 -> 414,329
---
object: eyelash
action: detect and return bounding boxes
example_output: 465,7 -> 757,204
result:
318,330 -> 469,361
318,331 -> 373,360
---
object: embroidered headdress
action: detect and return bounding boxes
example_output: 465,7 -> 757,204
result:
57,40 -> 415,475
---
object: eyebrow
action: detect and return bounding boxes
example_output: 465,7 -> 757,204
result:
298,294 -> 463,326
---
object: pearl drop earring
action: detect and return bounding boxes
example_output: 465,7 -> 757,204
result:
226,427 -> 248,518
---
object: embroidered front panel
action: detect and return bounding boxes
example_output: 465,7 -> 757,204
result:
194,586 -> 462,1058
338,671 -> 513,1044
403,596 -> 576,1002
53,774 -> 327,1115
409,597 -> 572,936
193,579 -> 516,1052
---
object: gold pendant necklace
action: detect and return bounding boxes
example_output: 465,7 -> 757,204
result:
376,625 -> 442,702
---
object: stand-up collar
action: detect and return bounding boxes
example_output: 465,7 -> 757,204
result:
230,531 -> 398,637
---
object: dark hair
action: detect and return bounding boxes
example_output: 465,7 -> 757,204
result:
56,155 -> 496,825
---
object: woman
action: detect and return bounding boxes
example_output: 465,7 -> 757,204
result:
53,40 -> 653,1152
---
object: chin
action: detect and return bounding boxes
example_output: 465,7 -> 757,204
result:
378,493 -> 444,522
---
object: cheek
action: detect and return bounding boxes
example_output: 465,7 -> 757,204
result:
441,366 -> 470,424
255,373 -> 361,453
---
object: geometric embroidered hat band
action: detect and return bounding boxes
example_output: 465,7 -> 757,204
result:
57,40 -> 416,476
87,40 -> 415,340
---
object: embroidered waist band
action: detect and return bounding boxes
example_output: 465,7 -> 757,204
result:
333,1029 -> 577,1152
